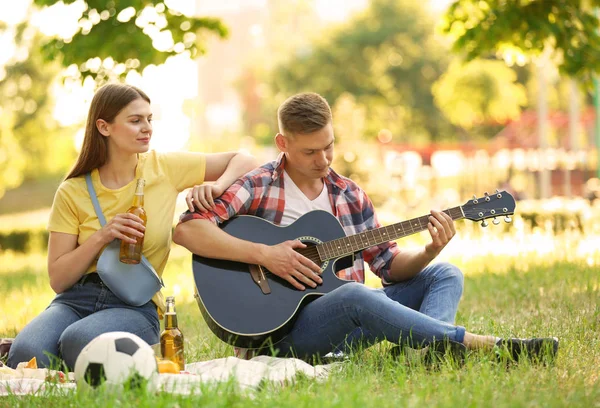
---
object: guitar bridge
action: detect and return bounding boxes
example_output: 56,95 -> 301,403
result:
249,264 -> 271,294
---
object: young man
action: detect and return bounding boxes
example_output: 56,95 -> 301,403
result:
173,93 -> 558,362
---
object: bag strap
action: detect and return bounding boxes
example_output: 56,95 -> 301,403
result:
85,173 -> 107,226
84,173 -> 164,287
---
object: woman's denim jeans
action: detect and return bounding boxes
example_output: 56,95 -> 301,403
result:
273,262 -> 466,358
7,274 -> 159,369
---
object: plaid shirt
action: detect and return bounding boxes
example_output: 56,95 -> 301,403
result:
179,153 -> 400,284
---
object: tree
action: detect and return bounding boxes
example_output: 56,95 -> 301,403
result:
0,112 -> 26,199
0,22 -> 77,200
0,1 -> 228,199
441,0 -> 600,85
33,0 -> 228,82
432,59 -> 527,132
270,0 -> 454,143
235,0 -> 324,146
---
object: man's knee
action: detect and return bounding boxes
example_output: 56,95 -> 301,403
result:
336,282 -> 378,304
440,263 -> 464,299
436,262 -> 464,286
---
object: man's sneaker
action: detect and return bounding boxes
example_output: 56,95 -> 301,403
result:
495,337 -> 559,363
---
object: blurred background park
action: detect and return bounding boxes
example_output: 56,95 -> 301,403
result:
1,2 -> 600,405
1,0 -> 600,348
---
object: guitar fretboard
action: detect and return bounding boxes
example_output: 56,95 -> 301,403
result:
316,206 -> 464,261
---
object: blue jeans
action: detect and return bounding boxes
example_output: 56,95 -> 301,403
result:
7,274 -> 160,369
272,262 -> 465,359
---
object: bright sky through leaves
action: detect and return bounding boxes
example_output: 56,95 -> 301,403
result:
0,0 -> 454,153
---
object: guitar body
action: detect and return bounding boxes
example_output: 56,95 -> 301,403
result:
192,211 -> 354,348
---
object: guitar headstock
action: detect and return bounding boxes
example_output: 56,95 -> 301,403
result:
462,190 -> 516,227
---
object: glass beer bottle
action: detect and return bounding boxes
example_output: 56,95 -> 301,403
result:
160,296 -> 185,371
119,178 -> 147,264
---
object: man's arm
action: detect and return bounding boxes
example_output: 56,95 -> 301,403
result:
387,209 -> 456,282
173,174 -> 323,291
356,184 -> 456,283
173,219 -> 265,265
173,219 -> 322,290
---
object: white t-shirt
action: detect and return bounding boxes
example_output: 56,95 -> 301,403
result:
280,170 -> 333,226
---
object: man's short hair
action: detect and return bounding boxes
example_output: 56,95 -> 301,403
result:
277,92 -> 332,136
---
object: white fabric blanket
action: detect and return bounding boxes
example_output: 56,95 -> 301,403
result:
0,356 -> 338,396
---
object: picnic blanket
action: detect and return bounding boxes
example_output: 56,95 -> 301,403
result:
0,356 -> 338,396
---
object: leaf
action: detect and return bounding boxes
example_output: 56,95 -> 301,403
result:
32,0 -> 228,81
443,0 -> 600,86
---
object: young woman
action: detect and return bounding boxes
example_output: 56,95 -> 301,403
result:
7,83 -> 258,369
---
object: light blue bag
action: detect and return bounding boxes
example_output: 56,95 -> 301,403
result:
85,174 -> 164,306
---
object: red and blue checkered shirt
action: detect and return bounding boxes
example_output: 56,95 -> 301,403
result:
179,153 -> 400,284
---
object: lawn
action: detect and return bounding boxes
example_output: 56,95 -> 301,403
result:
1,229 -> 599,406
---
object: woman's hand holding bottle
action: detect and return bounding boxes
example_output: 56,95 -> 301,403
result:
99,213 -> 145,245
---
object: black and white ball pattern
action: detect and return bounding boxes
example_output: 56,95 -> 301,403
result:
74,331 -> 157,389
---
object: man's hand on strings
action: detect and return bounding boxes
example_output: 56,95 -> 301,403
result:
261,240 -> 322,291
424,209 -> 455,258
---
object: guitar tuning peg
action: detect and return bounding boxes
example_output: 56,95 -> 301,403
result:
481,220 -> 488,227
492,217 -> 500,225
504,216 -> 512,223
495,189 -> 499,193
484,191 -> 489,196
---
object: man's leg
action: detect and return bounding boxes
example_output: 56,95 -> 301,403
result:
272,282 -> 466,360
383,262 -> 464,323
336,262 -> 464,351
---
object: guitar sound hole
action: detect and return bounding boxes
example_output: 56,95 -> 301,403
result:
296,241 -> 325,272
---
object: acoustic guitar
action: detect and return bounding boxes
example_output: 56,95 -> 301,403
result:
192,191 -> 516,348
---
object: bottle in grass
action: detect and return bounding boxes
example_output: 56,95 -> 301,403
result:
160,296 -> 185,371
119,178 -> 146,264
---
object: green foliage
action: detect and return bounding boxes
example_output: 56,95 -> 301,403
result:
432,59 -> 527,129
271,0 -> 453,143
234,0 -> 324,145
0,24 -> 77,198
0,113 -> 26,198
32,0 -> 228,82
0,1 -> 227,196
442,0 -> 600,85
0,229 -> 48,253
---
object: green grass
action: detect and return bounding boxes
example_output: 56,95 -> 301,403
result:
1,247 -> 599,407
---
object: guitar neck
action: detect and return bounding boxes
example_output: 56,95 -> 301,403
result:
316,206 -> 465,261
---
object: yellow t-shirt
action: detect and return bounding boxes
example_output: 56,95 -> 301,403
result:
47,150 -> 206,313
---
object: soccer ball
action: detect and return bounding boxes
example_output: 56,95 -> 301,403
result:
74,331 -> 157,390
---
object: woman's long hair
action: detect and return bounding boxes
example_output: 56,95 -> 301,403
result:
65,83 -> 151,180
